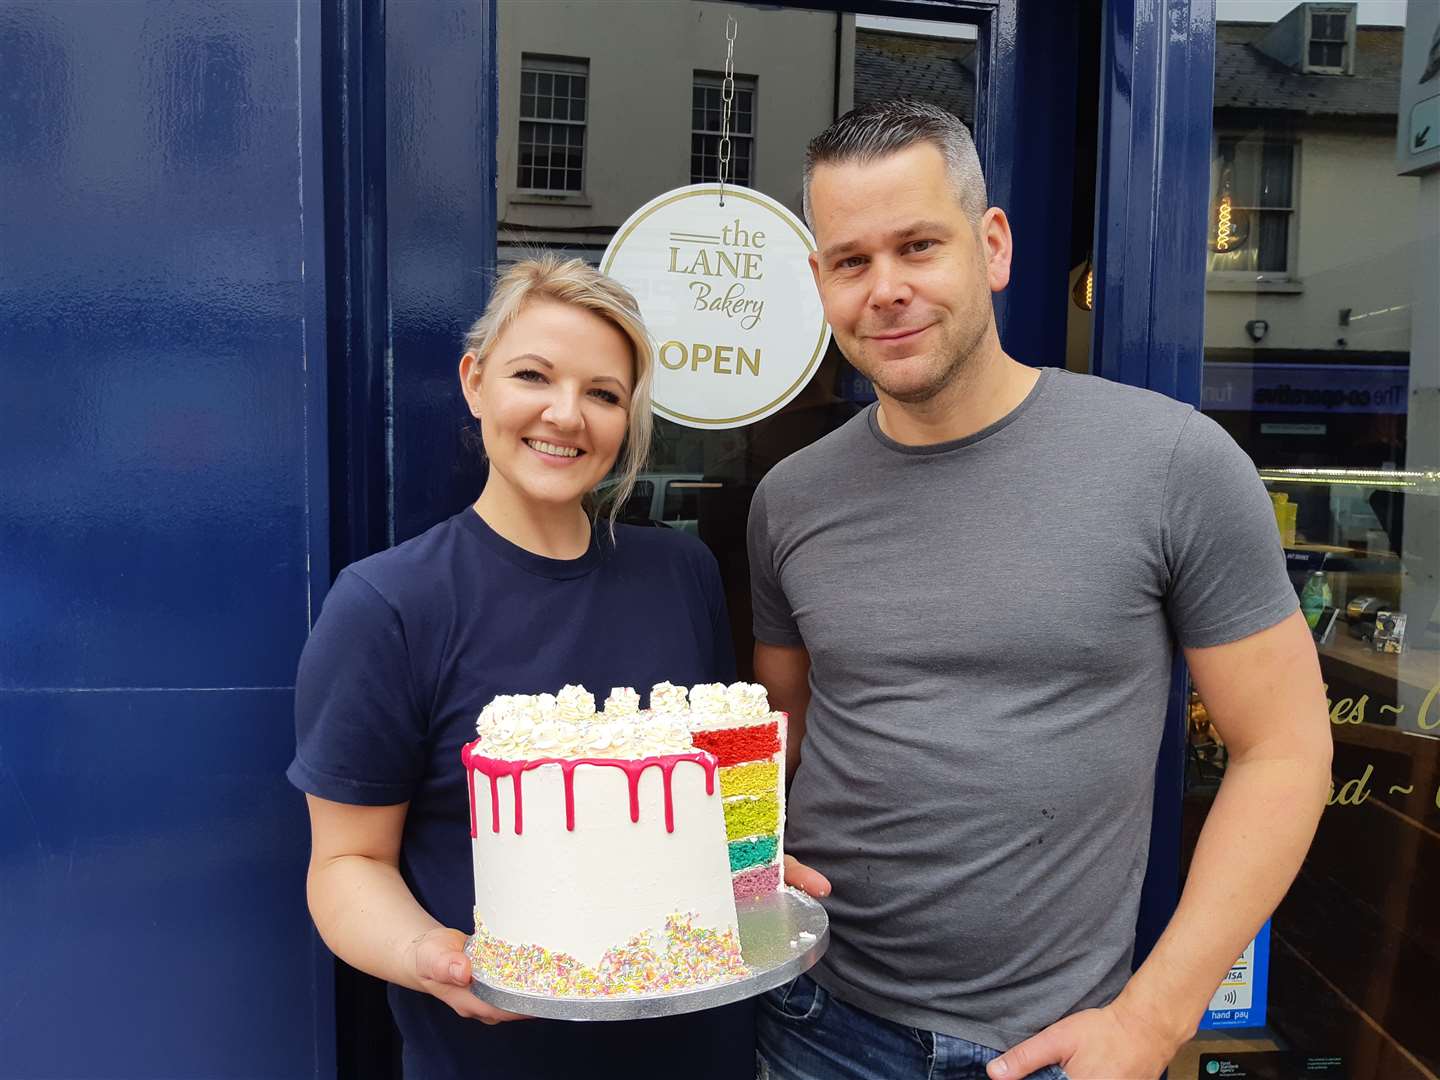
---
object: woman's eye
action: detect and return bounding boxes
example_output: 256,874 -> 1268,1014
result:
511,369 -> 546,383
590,389 -> 622,405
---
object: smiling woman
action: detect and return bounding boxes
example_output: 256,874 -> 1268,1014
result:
459,256 -> 656,548
288,256 -> 754,1078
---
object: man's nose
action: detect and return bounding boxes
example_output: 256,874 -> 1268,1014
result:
868,260 -> 912,308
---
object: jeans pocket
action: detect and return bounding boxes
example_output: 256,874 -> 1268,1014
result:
760,972 -> 827,1023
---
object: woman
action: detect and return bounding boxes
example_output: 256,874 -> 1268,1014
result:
288,257 -> 753,1078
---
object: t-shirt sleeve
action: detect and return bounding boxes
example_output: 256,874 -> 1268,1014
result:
747,481 -> 803,646
1163,410 -> 1299,649
286,568 -> 428,806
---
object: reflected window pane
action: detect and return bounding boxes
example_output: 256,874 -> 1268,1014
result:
690,73 -> 756,185
517,55 -> 587,192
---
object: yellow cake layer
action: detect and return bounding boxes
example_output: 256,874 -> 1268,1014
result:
723,793 -> 779,841
718,760 -> 780,799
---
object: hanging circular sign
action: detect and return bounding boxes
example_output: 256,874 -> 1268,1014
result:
602,184 -> 831,430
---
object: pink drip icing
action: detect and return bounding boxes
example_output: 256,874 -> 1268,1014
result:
511,772 -> 524,834
561,762 -> 578,831
661,761 -> 677,832
463,742 -> 718,836
466,763 -> 478,838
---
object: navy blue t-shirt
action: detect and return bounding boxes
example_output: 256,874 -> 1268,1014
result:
287,508 -> 753,1079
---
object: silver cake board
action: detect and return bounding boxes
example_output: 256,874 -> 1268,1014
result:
469,887 -> 829,1021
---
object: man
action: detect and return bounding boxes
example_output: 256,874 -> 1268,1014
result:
752,99 -> 1332,1080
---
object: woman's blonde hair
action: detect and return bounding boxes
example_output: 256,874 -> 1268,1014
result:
462,255 -> 654,537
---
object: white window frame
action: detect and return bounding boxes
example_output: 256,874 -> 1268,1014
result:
1206,133 -> 1302,289
1303,6 -> 1354,76
690,72 -> 757,188
517,55 -> 588,196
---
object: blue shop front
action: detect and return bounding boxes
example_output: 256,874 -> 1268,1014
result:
2,1 -> 1434,1077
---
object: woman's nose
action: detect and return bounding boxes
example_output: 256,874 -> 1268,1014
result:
542,389 -> 584,429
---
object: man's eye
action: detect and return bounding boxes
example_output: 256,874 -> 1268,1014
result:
838,256 -> 865,270
908,240 -> 936,254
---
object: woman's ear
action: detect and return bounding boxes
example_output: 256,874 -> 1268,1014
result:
459,353 -> 483,417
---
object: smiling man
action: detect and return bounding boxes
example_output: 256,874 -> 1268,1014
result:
748,100 -> 1332,1080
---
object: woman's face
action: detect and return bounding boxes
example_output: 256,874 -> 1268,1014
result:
462,297 -> 634,512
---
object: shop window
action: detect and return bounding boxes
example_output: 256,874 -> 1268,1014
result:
691,73 -> 755,187
1188,10 -> 1436,1077
1306,8 -> 1351,73
518,56 -> 587,194
1208,136 -> 1296,279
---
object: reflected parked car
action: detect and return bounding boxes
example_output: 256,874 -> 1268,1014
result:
597,473 -> 724,535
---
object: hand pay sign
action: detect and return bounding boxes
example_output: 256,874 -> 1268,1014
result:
602,185 -> 831,429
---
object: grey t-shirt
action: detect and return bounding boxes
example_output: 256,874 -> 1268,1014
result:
747,367 -> 1297,1051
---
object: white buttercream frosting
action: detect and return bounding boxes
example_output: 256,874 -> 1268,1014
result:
649,681 -> 689,714
603,687 -> 641,716
555,684 -> 597,722
472,681 -> 774,760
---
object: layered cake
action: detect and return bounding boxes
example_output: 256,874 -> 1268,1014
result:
463,682 -> 788,998
668,682 -> 787,902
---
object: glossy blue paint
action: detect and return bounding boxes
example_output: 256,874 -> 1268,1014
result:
1092,0 -> 1215,401
0,2 -> 329,1076
386,2 -> 497,545
324,0 -> 392,573
989,0 -> 1080,364
0,691 -> 315,1077
1090,0 -> 1218,971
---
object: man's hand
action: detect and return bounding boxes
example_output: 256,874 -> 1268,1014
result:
985,1000 -> 1176,1080
409,927 -> 530,1024
783,854 -> 832,897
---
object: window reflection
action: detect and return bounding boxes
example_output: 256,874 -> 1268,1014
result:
1188,4 -> 1438,1075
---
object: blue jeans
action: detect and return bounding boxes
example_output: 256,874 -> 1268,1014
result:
756,973 -> 1070,1080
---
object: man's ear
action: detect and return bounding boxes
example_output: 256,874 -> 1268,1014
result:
980,207 -> 1013,294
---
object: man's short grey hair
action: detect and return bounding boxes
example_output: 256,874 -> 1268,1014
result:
802,99 -> 988,227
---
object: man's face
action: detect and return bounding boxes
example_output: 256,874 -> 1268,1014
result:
807,142 -> 1010,404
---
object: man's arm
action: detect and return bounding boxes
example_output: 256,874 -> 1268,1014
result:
754,639 -> 831,898
754,640 -> 812,783
989,611 -> 1331,1079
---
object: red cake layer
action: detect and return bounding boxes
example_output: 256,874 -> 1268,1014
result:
690,723 -> 781,768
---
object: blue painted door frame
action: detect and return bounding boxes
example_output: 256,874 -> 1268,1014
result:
1091,0 -> 1217,967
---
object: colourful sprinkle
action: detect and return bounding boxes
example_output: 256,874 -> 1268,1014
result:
469,911 -> 749,998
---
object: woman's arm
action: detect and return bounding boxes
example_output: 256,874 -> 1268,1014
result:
304,794 -> 525,1024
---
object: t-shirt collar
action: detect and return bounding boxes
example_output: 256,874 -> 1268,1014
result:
865,366 -> 1053,456
458,507 -> 605,580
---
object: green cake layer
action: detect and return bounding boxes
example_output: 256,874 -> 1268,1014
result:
727,834 -> 779,872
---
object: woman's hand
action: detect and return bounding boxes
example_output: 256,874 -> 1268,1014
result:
408,926 -> 531,1024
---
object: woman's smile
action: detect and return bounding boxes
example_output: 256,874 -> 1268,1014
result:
524,437 -> 584,460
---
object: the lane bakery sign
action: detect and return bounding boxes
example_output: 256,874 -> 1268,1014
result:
602,184 -> 830,429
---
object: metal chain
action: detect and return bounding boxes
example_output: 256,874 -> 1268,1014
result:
718,14 -> 737,206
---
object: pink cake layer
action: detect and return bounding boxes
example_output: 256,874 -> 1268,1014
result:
731,862 -> 781,900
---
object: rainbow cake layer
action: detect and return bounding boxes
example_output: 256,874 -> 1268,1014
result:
679,683 -> 787,903
462,681 -> 787,999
